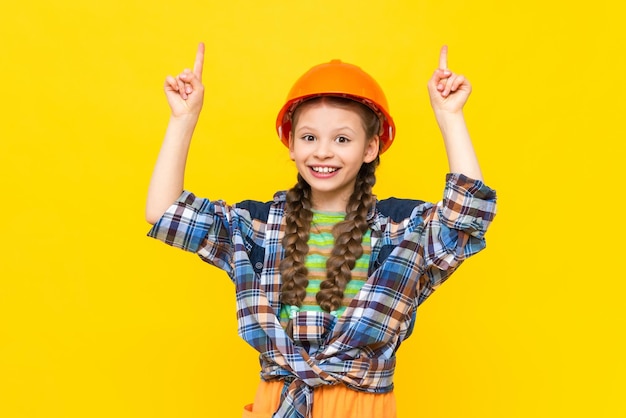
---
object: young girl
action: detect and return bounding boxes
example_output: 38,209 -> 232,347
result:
146,43 -> 497,418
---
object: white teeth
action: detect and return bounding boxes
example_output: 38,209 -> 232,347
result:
312,167 -> 338,173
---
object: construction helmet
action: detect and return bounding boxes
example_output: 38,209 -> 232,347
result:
276,60 -> 395,154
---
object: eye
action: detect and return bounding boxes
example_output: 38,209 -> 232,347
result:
335,135 -> 350,144
301,134 -> 316,142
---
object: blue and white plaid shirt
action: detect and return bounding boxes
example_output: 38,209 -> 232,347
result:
148,173 -> 497,418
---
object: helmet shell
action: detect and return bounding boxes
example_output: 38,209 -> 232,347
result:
276,60 -> 395,154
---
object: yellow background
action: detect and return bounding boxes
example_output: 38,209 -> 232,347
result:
1,1 -> 624,417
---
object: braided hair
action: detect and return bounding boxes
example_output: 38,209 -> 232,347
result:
279,96 -> 381,321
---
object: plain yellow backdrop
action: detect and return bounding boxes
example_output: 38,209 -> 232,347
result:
1,1 -> 624,417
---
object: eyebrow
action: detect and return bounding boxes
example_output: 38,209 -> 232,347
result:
295,125 -> 358,134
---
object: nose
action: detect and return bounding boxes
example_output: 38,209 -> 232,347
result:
313,139 -> 333,159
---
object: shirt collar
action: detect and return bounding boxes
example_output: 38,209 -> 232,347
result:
274,190 -> 381,231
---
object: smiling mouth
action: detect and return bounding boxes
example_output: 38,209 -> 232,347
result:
311,166 -> 339,174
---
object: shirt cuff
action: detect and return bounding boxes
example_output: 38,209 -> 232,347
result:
441,173 -> 497,236
147,191 -> 214,253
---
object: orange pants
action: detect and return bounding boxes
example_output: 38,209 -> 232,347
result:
242,380 -> 396,418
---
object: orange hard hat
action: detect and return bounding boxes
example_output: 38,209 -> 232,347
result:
276,60 -> 396,154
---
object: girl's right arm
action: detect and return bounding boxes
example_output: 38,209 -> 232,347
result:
146,43 -> 205,224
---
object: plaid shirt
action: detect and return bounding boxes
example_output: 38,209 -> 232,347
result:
148,173 -> 497,418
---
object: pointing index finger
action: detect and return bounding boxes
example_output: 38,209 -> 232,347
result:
193,42 -> 205,79
439,45 -> 448,70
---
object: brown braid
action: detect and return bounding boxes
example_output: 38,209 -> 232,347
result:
279,174 -> 313,308
316,158 -> 378,312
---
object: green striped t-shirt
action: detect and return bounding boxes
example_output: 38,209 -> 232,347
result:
280,210 -> 371,322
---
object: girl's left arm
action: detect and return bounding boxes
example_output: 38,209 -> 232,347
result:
427,46 -> 483,181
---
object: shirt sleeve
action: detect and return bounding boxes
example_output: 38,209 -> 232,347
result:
415,173 -> 497,303
146,191 -> 235,275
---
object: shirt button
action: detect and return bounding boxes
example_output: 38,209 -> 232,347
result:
255,262 -> 263,270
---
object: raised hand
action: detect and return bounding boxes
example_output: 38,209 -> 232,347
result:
164,43 -> 205,118
146,43 -> 207,224
427,45 -> 471,115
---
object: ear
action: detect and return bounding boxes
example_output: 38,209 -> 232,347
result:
363,135 -> 380,164
288,132 -> 295,161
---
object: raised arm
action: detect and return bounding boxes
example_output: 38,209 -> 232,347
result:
427,45 -> 483,181
146,43 -> 205,224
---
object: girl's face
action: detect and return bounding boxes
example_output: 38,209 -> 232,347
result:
289,102 -> 379,211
